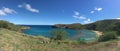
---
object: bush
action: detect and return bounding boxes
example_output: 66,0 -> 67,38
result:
98,31 -> 117,42
78,38 -> 86,44
51,29 -> 67,40
0,20 -> 22,31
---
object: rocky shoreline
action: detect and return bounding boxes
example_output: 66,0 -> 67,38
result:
19,26 -> 30,33
21,26 -> 30,30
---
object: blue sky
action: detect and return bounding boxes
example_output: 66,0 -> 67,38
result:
0,0 -> 120,25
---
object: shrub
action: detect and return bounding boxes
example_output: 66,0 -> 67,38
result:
98,31 -> 117,42
0,20 -> 22,31
51,29 -> 67,40
78,38 -> 86,44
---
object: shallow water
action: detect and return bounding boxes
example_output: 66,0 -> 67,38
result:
22,25 -> 97,41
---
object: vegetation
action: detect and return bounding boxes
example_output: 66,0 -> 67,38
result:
51,19 -> 120,46
51,29 -> 67,40
0,19 -> 120,51
98,31 -> 117,42
53,23 -> 84,29
0,29 -> 49,51
54,19 -> 120,35
1,29 -> 120,51
77,38 -> 86,44
0,20 -> 23,31
84,19 -> 120,35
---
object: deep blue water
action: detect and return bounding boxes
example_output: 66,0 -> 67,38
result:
22,25 -> 97,41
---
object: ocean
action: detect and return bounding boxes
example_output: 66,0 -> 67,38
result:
22,25 -> 97,41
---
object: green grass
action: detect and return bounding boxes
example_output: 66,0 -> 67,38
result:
0,29 -> 71,51
0,29 -> 120,51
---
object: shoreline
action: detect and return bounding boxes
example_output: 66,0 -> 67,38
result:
21,26 -> 30,30
93,31 -> 102,37
19,26 -> 30,33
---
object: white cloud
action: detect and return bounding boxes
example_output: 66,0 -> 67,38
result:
0,7 -> 16,16
90,7 -> 103,13
73,11 -> 93,24
79,16 -> 86,19
116,18 -> 120,19
95,7 -> 102,11
3,7 -> 16,14
84,19 -> 92,24
74,16 -> 86,19
0,10 -> 6,15
74,11 -> 79,15
73,11 -> 86,20
18,5 -> 22,8
18,3 -> 39,13
90,11 -> 94,13
25,4 -> 39,13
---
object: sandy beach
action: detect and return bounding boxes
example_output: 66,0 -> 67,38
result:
93,31 -> 102,37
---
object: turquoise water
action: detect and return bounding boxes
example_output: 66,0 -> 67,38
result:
22,25 -> 97,41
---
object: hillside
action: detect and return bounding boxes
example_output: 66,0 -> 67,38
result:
0,29 -> 120,51
84,19 -> 120,35
0,29 -> 48,51
53,19 -> 120,35
0,29 -> 72,51
85,19 -> 120,30
0,19 -> 120,51
0,20 -> 22,31
52,23 -> 83,29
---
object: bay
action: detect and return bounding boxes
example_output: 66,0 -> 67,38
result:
22,25 -> 97,41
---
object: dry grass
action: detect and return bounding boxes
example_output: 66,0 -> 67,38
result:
0,29 -> 120,51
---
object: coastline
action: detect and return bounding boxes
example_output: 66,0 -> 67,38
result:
93,31 -> 102,37
21,26 -> 30,30
19,26 -> 30,33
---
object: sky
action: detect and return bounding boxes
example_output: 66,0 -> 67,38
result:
0,0 -> 120,25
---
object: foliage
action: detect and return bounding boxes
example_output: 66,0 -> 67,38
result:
53,23 -> 84,29
98,31 -> 117,42
54,19 -> 120,35
1,20 -> 120,51
78,38 -> 86,44
84,19 -> 120,35
67,23 -> 84,29
0,20 -> 23,31
51,29 -> 67,40
84,23 -> 96,30
0,29 -> 72,51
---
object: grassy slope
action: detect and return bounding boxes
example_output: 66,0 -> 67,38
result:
71,40 -> 120,51
0,29 -> 120,51
0,29 -> 70,51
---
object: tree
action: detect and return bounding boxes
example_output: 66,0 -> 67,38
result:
51,29 -> 67,40
98,31 -> 117,42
